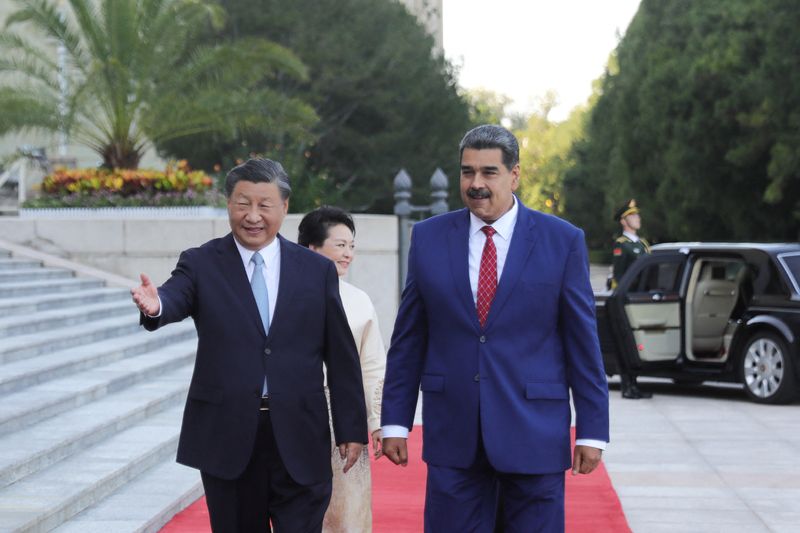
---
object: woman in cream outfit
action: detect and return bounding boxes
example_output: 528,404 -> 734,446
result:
298,206 -> 386,533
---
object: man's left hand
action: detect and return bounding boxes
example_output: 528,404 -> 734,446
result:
571,445 -> 602,475
338,442 -> 363,474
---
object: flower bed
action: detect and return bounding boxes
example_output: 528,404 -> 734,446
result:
23,160 -> 224,208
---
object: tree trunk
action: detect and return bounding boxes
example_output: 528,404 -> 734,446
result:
101,141 -> 142,169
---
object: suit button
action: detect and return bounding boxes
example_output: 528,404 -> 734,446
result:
264,348 -> 271,356
479,335 -> 486,343
474,374 -> 480,382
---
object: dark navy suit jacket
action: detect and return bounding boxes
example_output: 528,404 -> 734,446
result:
381,200 -> 609,473
142,233 -> 367,485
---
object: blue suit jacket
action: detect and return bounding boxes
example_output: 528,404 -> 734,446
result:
141,233 -> 367,484
381,201 -> 609,474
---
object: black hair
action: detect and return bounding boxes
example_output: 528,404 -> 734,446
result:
459,124 -> 520,170
224,158 -> 291,199
297,206 -> 356,248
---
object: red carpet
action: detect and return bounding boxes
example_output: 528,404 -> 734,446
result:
161,427 -> 629,532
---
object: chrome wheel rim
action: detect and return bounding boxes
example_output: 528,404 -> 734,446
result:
743,338 -> 785,399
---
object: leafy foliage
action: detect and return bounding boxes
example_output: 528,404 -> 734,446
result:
0,0 -> 316,169
564,0 -> 800,248
159,0 -> 473,213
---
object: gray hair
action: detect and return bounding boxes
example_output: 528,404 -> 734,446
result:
224,158 -> 292,200
458,124 -> 519,171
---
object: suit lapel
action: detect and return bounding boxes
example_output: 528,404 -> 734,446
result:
485,202 -> 539,330
267,234 -> 303,341
447,209 -> 480,330
216,233 -> 266,336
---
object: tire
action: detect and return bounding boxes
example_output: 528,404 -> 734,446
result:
739,332 -> 798,404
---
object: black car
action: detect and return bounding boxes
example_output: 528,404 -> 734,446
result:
596,243 -> 800,404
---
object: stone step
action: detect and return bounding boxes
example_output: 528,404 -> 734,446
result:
0,314 -> 144,364
0,321 -> 196,395
0,267 -> 73,283
0,287 -> 129,318
0,277 -> 105,298
0,338 -> 198,437
51,459 -> 201,533
0,364 -> 191,489
0,300 -> 136,337
0,405 -> 184,533
0,258 -> 42,270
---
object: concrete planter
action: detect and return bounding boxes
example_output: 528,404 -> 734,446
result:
19,206 -> 227,219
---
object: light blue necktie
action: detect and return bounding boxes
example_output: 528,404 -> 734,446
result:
250,253 -> 270,395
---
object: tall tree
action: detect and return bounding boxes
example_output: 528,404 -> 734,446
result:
516,91 -> 588,216
565,0 -> 800,245
0,0 -> 315,169
160,0 -> 473,212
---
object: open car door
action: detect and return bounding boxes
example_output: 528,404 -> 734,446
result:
616,254 -> 686,364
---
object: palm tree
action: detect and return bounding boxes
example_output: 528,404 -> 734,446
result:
0,0 -> 317,169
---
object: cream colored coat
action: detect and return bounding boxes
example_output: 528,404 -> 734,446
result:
339,279 -> 386,434
323,279 -> 386,533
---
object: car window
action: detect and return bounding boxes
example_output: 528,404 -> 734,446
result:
749,258 -> 786,296
777,253 -> 800,295
629,260 -> 683,293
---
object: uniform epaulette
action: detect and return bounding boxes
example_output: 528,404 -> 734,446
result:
615,236 -> 630,243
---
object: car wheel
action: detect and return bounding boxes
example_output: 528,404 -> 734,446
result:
740,332 -> 797,404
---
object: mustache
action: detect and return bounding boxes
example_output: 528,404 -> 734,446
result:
466,188 -> 491,199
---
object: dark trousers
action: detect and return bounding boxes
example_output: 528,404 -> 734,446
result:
201,411 -> 332,533
425,432 -> 565,533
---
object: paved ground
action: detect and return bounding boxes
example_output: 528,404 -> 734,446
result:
606,378 -> 800,533
590,263 -> 800,532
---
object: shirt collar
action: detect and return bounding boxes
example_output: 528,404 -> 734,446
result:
622,231 -> 639,242
469,195 -> 518,240
233,235 -> 281,267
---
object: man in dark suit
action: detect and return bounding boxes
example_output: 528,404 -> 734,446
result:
381,125 -> 610,532
131,158 -> 367,532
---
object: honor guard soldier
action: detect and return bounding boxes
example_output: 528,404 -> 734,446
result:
612,199 -> 651,288
611,199 -> 652,399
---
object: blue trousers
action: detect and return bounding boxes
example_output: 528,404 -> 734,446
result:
424,434 -> 565,533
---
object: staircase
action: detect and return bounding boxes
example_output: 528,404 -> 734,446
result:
0,246 -> 203,532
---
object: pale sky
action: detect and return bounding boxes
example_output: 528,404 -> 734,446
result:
442,0 -> 642,121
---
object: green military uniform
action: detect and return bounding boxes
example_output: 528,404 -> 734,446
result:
611,234 -> 651,288
611,198 -> 653,399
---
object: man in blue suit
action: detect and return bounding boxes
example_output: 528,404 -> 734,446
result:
131,158 -> 367,532
381,125 -> 609,532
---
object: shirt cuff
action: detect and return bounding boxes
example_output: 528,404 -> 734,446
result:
381,425 -> 409,439
575,438 -> 607,450
146,295 -> 163,318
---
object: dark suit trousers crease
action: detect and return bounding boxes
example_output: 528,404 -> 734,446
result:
201,411 -> 332,533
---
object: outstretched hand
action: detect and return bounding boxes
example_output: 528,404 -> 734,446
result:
571,445 -> 602,475
130,273 -> 160,316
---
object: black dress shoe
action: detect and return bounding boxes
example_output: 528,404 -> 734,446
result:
620,374 -> 652,399
622,385 -> 653,399
622,381 -> 653,400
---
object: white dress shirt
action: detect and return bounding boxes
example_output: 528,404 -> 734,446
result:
383,198 -> 606,451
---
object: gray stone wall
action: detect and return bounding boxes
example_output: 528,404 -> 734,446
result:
0,214 -> 400,346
